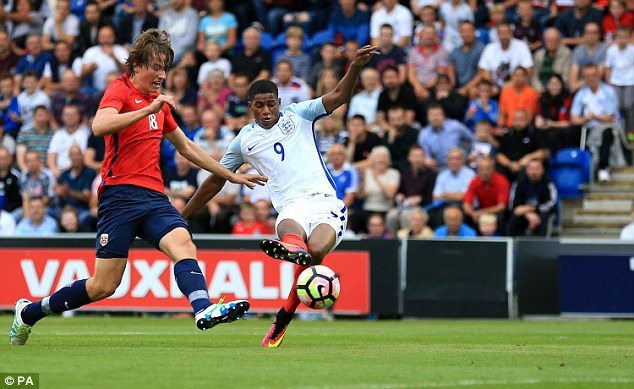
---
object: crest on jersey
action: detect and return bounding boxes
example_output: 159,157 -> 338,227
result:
100,234 -> 109,246
278,117 -> 295,135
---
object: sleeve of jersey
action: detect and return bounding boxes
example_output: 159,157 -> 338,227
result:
286,97 -> 328,122
162,106 -> 178,134
97,82 -> 126,111
219,132 -> 245,172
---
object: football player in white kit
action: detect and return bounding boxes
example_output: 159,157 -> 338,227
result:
181,45 -> 379,348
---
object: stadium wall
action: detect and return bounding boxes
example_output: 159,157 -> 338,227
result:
0,236 -> 632,318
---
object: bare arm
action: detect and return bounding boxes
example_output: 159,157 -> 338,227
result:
16,145 -> 27,172
84,148 -> 102,171
181,173 -> 227,219
322,45 -> 379,114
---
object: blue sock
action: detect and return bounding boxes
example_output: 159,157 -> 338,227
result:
174,259 -> 212,314
21,279 -> 92,326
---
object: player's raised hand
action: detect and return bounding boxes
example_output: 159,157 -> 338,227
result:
147,94 -> 175,114
229,172 -> 268,189
351,45 -> 380,68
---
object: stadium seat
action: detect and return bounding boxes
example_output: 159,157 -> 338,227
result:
260,32 -> 274,51
311,30 -> 334,48
548,148 -> 592,199
475,28 -> 490,45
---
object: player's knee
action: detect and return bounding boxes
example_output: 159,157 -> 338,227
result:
90,280 -> 120,301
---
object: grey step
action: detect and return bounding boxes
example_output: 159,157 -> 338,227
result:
610,172 -> 634,182
612,166 -> 634,173
585,193 -> 634,199
583,198 -> 633,211
586,184 -> 634,193
561,223 -> 623,238
572,213 -> 632,224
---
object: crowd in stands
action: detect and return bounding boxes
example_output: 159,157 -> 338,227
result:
0,0 -> 633,238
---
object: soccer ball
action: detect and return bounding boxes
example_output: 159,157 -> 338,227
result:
296,265 -> 340,309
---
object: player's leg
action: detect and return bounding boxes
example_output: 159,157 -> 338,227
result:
147,194 -> 249,330
260,218 -> 312,266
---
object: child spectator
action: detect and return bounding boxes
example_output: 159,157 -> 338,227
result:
478,213 -> 499,237
469,121 -> 498,169
605,25 -> 634,137
59,205 -> 86,233
512,0 -> 543,52
16,71 -> 51,132
197,41 -> 232,87
276,26 -> 311,82
602,0 -> 634,45
308,42 -> 343,90
232,202 -> 272,236
465,79 -> 499,131
487,4 -> 506,44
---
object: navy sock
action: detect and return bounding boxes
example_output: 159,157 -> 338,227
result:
174,259 -> 212,314
21,279 -> 92,325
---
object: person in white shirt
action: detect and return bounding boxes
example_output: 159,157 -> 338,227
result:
158,0 -> 199,63
16,71 -> 51,131
370,0 -> 414,48
347,67 -> 382,130
620,201 -> 634,240
438,0 -> 474,53
605,25 -> 634,135
478,23 -> 533,89
197,41 -> 232,86
182,44 -> 379,348
41,0 -> 80,51
273,60 -> 311,110
47,104 -> 89,176
81,25 -> 128,92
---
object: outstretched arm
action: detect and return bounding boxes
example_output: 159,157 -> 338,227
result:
181,174 -> 227,219
321,45 -> 379,114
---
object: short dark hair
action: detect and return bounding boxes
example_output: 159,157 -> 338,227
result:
33,105 -> 49,114
426,103 -> 445,114
350,114 -> 366,123
22,70 -> 38,80
382,65 -> 399,75
248,79 -> 278,101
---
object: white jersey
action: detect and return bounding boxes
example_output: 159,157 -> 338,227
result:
220,97 -> 337,213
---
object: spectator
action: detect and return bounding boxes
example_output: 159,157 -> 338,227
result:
191,170 -> 241,233
498,67 -> 539,128
164,152 -> 198,211
276,26 -> 311,82
605,25 -> 634,136
0,74 -> 20,136
308,43 -> 343,90
253,199 -> 276,233
438,0 -> 474,53
84,131 -> 105,172
54,145 -> 95,226
280,0 -> 331,35
571,64 -> 623,182
0,0 -> 44,53
434,205 -> 477,237
165,67 -> 198,123
508,158 -> 558,236
365,213 -> 394,239
530,28 -> 572,92
15,197 -> 58,236
158,0 -> 198,63
396,208 -> 434,239
619,201 -> 634,240
345,114 -> 382,170
18,150 -> 56,221
196,69 -> 231,118
47,105 -> 89,177
418,104 -> 475,170
448,21 -> 485,99
0,146 -> 21,213
0,118 -> 15,156
59,205 -> 88,233
463,156 -> 510,231
429,147 -> 475,227
386,145 -> 436,234
197,0 -> 237,53
15,36 -> 53,93
326,0 -> 370,47
408,25 -> 449,103
0,207 -> 16,235
81,25 -> 128,93
369,0 -> 414,49
315,68 -> 341,100
315,115 -> 347,157
569,22 -> 607,93
603,0 -> 634,45
0,31 -> 20,74
376,65 -> 417,130
328,143 -> 360,209
424,73 -> 467,125
251,0 -> 296,35
478,23 -> 533,89
197,41 -> 232,86
232,202 -> 272,236
469,121 -> 498,169
465,79 -> 499,131
414,5 -> 443,43
41,41 -> 82,94
161,104 -> 200,169
41,0 -> 80,51
50,70 -> 91,127
486,4 -> 506,45
340,39 -> 360,73
356,146 -> 400,233
17,71 -> 52,132
347,67 -> 382,129
230,26 -> 272,82
382,106 -> 419,170
478,212 -> 499,237
224,73 -> 250,133
496,109 -> 549,182
512,0 -> 543,52
16,106 -> 55,171
77,1 -> 115,55
367,24 -> 408,83
193,109 -> 235,159
117,0 -> 159,46
273,61 -> 311,110
535,73 -> 575,153
555,0 -> 603,47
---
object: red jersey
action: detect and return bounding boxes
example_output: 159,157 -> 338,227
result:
231,221 -> 275,236
97,73 -> 178,196
464,172 -> 510,209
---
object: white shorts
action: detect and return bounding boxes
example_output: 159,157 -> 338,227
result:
275,195 -> 348,252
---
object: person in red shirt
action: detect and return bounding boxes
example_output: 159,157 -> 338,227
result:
232,202 -> 274,236
463,156 -> 510,234
603,0 -> 634,45
11,29 -> 267,346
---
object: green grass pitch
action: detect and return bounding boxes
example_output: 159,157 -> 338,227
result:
1,315 -> 633,388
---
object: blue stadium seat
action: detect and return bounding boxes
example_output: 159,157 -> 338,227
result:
475,28 -> 490,45
548,148 -> 592,199
260,32 -> 274,51
311,30 -> 334,48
